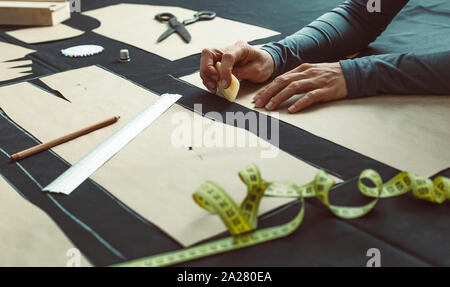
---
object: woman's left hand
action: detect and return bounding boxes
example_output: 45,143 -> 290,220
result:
253,62 -> 348,113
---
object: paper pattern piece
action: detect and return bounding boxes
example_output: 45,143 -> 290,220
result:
6,24 -> 84,44
181,72 -> 450,177
0,60 -> 32,81
0,66 -> 335,246
83,4 -> 280,61
0,41 -> 34,81
0,176 -> 91,267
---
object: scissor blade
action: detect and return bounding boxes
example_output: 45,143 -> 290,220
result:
157,27 -> 176,43
174,24 -> 192,43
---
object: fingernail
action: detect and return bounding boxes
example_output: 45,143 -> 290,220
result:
221,80 -> 228,89
265,101 -> 274,110
288,105 -> 296,113
255,99 -> 264,108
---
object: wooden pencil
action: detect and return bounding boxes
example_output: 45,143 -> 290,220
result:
10,116 -> 120,162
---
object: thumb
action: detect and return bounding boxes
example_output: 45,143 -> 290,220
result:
233,65 -> 255,81
233,62 -> 263,82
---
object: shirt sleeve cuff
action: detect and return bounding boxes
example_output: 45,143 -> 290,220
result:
260,43 -> 283,78
339,59 -> 362,99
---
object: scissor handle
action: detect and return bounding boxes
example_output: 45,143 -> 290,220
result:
183,11 -> 216,25
195,11 -> 216,20
155,12 -> 176,22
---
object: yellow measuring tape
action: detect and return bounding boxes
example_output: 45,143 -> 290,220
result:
112,164 -> 450,267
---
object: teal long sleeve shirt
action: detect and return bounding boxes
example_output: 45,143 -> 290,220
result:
261,0 -> 450,98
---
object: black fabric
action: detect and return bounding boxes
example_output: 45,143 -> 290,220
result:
0,0 -> 449,266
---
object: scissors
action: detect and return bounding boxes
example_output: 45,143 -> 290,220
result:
155,11 -> 216,43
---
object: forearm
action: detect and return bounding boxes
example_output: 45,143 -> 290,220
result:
261,0 -> 409,76
340,50 -> 450,98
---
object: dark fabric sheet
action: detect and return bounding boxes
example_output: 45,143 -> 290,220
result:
0,0 -> 449,266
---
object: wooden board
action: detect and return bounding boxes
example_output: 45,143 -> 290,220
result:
0,1 -> 70,26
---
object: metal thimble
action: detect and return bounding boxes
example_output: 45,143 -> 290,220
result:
119,49 -> 130,62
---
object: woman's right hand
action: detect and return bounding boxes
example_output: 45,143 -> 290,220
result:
200,41 -> 275,94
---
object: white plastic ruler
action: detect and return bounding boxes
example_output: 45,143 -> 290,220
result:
43,93 -> 182,195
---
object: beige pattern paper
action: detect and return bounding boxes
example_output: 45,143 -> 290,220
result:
6,24 -> 84,44
0,176 -> 91,267
0,60 -> 32,81
0,41 -> 34,81
83,4 -> 279,61
0,66 -> 334,246
181,72 -> 450,177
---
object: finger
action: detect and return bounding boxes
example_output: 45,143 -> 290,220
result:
233,64 -> 258,81
220,42 -> 249,88
200,48 -> 219,83
295,63 -> 314,73
202,78 -> 216,94
232,64 -> 252,81
280,63 -> 313,76
254,72 -> 306,108
287,89 -> 328,113
200,70 -> 217,91
265,80 -> 315,111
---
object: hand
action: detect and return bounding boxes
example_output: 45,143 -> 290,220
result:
200,41 -> 275,93
253,62 -> 348,113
